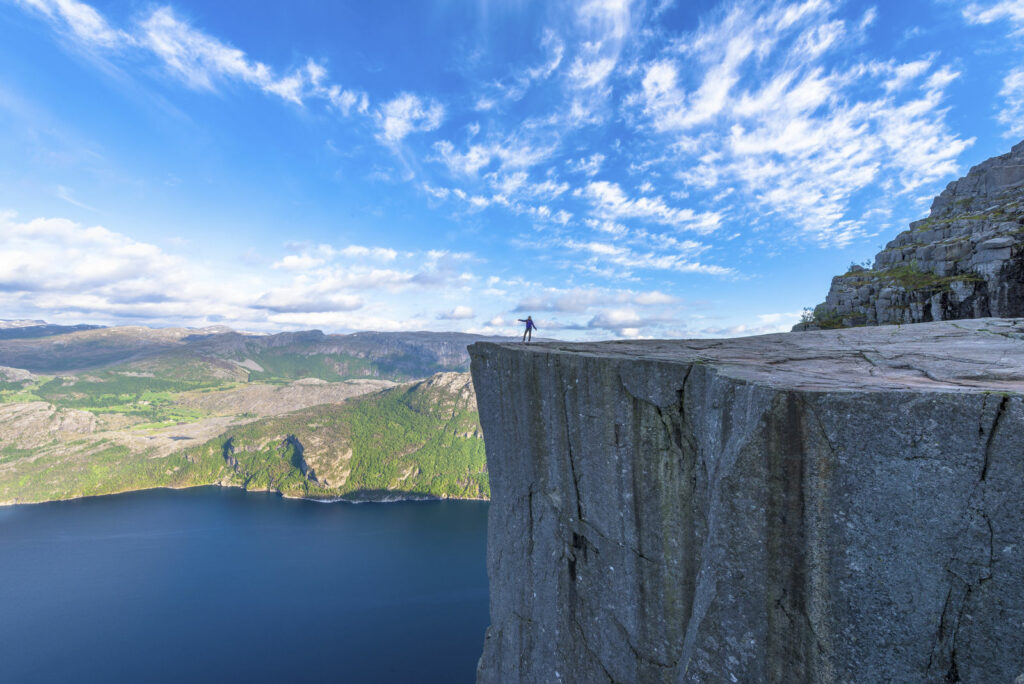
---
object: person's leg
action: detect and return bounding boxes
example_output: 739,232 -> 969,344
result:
522,329 -> 527,342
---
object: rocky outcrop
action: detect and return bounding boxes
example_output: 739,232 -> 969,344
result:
800,140 -> 1024,329
0,365 -> 34,382
469,319 -> 1024,682
0,402 -> 97,448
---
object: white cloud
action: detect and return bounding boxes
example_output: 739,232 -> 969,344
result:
376,93 -> 445,144
422,184 -> 451,200
0,211 -> 494,333
859,7 -> 878,31
18,1 -> 369,115
757,311 -> 802,325
568,0 -> 633,90
431,141 -> 493,175
18,0 -> 129,48
438,306 -> 475,320
568,153 -> 605,176
531,30 -> 566,81
563,238 -> 728,276
997,67 -> 1024,138
513,285 -> 687,318
882,58 -> 932,93
633,290 -> 677,305
254,290 -> 363,314
55,185 -> 97,211
0,213 -> 179,292
583,181 -> 721,232
569,55 -> 617,89
963,0 -> 1024,33
273,254 -> 325,270
334,245 -> 399,262
483,29 -> 566,106
140,8 -> 297,102
273,245 -> 396,270
627,1 -> 972,246
963,1 -> 1024,137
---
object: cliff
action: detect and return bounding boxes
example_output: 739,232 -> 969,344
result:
799,140 -> 1024,329
469,319 -> 1024,682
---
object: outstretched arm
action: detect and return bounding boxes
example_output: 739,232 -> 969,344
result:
517,319 -> 527,323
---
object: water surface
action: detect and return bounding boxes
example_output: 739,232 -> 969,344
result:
0,487 -> 489,682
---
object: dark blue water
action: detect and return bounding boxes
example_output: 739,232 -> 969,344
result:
0,488 -> 490,683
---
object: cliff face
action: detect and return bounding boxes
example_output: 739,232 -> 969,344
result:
469,319 -> 1024,682
800,140 -> 1024,329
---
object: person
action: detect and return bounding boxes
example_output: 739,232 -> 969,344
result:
518,315 -> 537,342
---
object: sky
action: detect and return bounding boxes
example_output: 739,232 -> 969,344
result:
1,0 -> 1023,340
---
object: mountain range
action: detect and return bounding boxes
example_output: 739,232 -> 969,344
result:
0,322 -> 506,504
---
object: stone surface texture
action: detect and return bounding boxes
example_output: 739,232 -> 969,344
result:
799,140 -> 1024,330
470,319 -> 1024,683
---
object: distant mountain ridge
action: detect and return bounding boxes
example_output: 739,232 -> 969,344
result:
0,323 -> 510,379
0,320 -> 104,340
0,322 -> 501,505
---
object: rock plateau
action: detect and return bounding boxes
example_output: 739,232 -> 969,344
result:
470,319 -> 1024,682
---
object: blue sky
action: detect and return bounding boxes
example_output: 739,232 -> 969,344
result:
1,0 -> 1023,339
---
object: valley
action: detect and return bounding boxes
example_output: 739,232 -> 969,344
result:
0,322 -> 495,504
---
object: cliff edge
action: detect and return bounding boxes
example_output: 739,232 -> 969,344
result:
470,318 -> 1024,682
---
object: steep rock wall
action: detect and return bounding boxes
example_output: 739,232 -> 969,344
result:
799,140 -> 1024,329
470,319 -> 1024,682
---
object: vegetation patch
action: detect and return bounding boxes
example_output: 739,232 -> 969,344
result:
837,262 -> 982,292
0,373 -> 488,504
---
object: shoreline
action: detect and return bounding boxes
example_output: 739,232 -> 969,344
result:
0,482 -> 490,507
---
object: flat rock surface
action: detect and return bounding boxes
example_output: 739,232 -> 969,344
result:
481,318 -> 1024,393
471,321 -> 1024,682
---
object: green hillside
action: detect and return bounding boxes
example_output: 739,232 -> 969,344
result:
0,325 -> 495,505
187,372 -> 487,500
0,371 -> 486,504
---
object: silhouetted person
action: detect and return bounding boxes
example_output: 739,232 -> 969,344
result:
518,316 -> 537,342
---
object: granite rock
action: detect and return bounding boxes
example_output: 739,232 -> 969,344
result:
798,140 -> 1024,330
470,319 -> 1024,683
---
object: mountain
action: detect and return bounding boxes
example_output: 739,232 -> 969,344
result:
0,371 -> 484,504
0,324 -> 505,378
0,320 -> 104,340
797,139 -> 1024,329
0,323 -> 503,504
188,372 -> 486,501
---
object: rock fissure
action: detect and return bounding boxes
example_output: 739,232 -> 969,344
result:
561,389 -> 585,523
609,614 -> 679,671
980,394 -> 1008,481
570,614 -> 615,683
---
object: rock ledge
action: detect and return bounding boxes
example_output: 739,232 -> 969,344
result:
470,319 -> 1024,683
